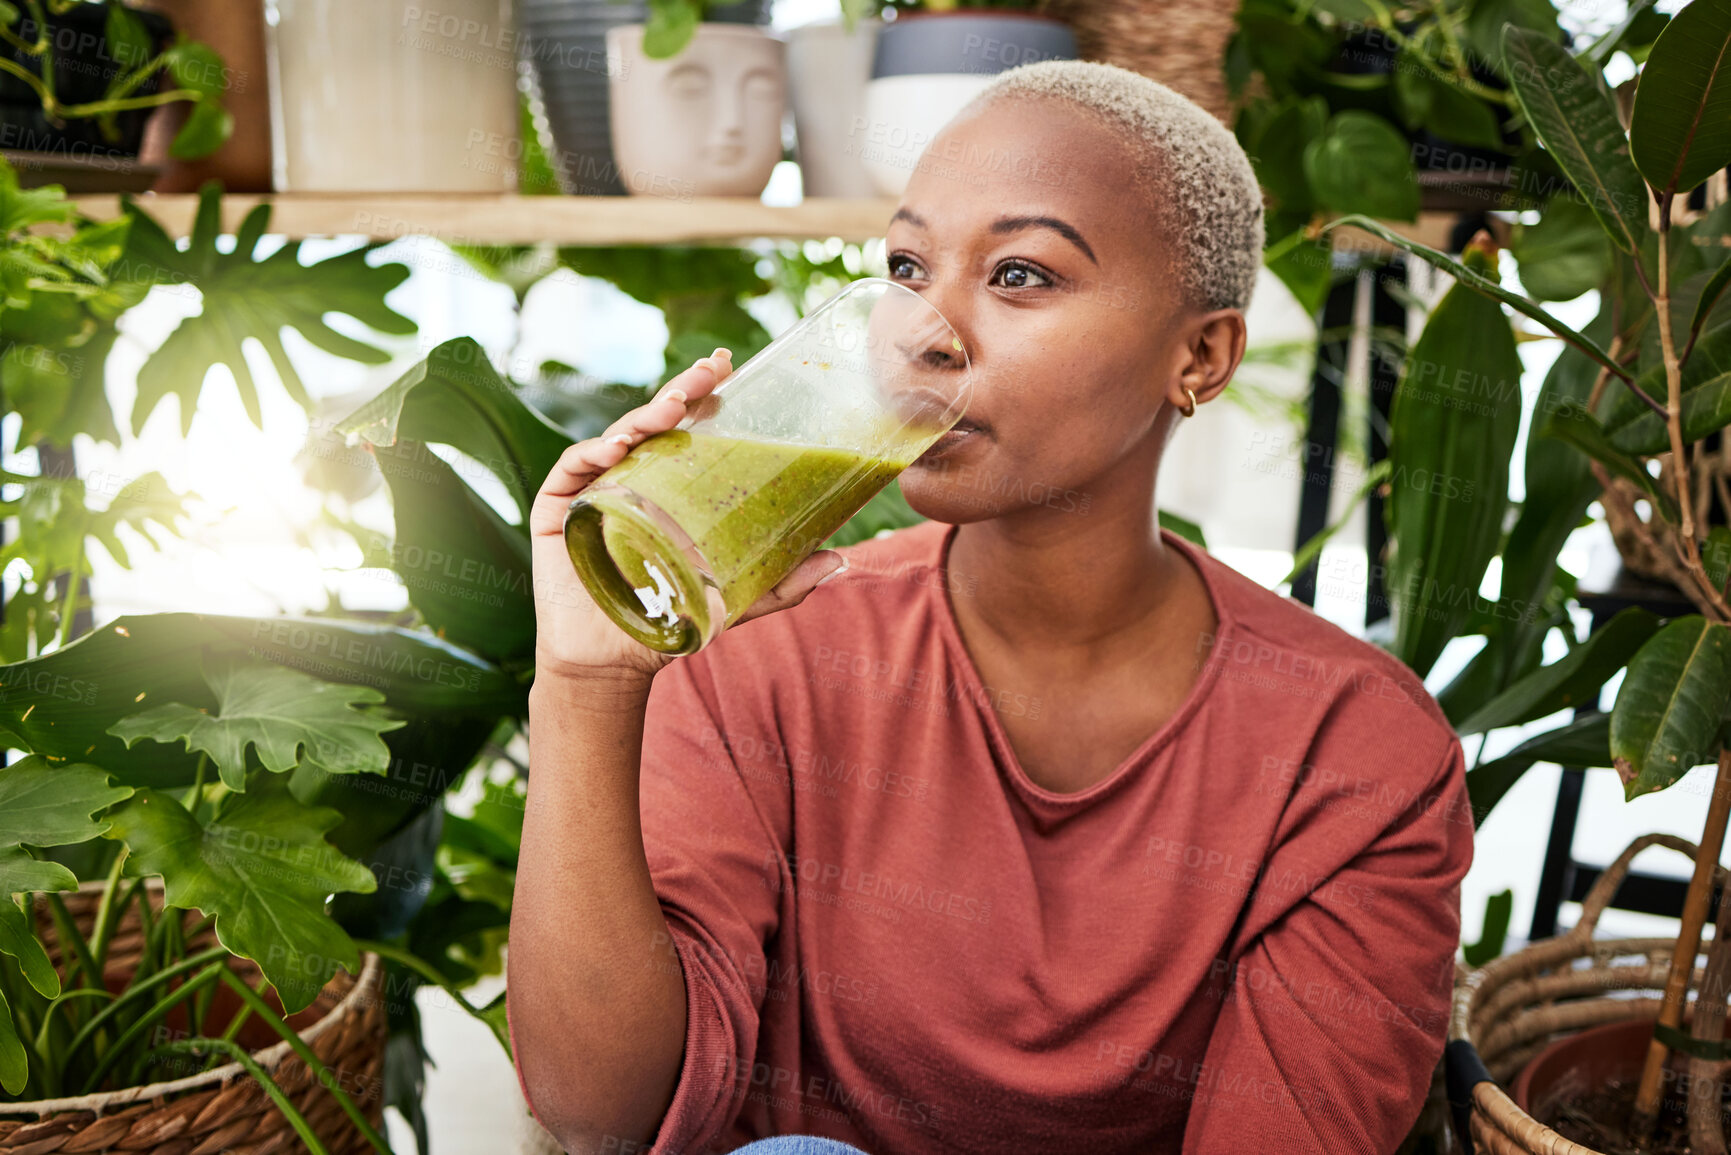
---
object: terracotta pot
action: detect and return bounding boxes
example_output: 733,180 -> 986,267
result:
605,23 -> 784,198
136,0 -> 272,192
1511,1017 -> 1658,1121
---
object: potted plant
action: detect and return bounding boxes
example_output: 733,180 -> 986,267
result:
263,0 -> 519,193
0,0 -> 232,192
860,0 -> 1074,196
134,0 -> 272,193
787,5 -> 883,198
1267,0 -> 1731,1144
520,0 -> 766,196
605,2 -> 784,198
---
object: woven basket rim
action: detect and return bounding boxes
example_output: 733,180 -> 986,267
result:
0,880 -> 384,1120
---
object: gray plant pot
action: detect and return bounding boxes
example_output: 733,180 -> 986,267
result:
871,11 -> 1076,80
519,0 -> 767,196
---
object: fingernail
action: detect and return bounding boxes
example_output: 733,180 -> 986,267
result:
712,347 -> 731,361
664,387 -> 687,404
606,433 -> 632,446
814,556 -> 849,587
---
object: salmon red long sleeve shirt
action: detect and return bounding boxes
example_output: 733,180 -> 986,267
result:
510,520 -> 1473,1154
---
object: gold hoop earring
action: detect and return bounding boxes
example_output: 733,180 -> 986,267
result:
1179,386 -> 1198,418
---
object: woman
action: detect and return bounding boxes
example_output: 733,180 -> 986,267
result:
507,59 -> 1472,1155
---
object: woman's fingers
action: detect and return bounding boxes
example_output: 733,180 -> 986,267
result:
599,348 -> 734,449
528,348 -> 734,538
734,549 -> 849,626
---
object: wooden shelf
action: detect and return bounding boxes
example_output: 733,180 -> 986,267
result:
67,193 -> 903,245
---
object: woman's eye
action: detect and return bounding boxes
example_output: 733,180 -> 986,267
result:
993,261 -> 1050,289
888,254 -> 922,279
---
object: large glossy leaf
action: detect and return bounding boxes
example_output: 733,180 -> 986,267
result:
1603,322 -> 1731,453
1303,111 -> 1420,220
1320,216 -> 1625,379
1610,616 -> 1731,799
109,654 -> 405,793
371,442 -> 536,666
1629,0 -> 1731,198
0,614 -> 521,789
1511,196 -> 1614,302
1540,404 -> 1678,520
105,778 -> 378,1013
335,338 -> 573,522
117,185 -> 417,435
1455,607 -> 1663,735
1466,713 -> 1611,821
0,979 -> 22,1094
1250,97 -> 1329,216
1385,243 -> 1524,677
1502,26 -> 1651,254
0,898 -> 57,1002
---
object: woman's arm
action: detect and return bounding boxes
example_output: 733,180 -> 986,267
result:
508,668 -> 688,1153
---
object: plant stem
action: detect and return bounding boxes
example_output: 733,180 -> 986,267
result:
184,753 -> 208,813
144,1037 -> 334,1155
1632,747 -> 1731,1135
61,945 -> 227,1066
87,848 -> 128,976
216,968 -> 393,1154
82,960 -> 226,1094
1688,871 -> 1731,1155
51,536 -> 84,649
44,891 -> 97,991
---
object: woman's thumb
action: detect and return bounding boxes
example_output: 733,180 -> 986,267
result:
735,550 -> 849,625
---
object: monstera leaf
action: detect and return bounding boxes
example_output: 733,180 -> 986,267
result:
0,756 -> 134,898
117,183 -> 416,434
108,653 -> 405,793
104,777 -> 378,1013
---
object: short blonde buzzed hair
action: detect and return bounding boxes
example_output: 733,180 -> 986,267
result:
956,60 -> 1265,314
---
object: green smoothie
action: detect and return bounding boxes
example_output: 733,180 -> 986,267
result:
564,429 -> 913,653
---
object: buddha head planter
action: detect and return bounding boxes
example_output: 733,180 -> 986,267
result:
605,24 -> 786,198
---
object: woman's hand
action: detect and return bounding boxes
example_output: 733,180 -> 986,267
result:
528,347 -> 849,688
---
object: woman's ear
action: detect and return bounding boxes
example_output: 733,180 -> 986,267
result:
1166,309 -> 1248,414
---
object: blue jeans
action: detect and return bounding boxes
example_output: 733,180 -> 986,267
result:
732,1139 -> 872,1155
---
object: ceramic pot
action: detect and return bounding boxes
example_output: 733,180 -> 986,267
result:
786,18 -> 880,198
519,0 -> 766,195
860,11 -> 1075,196
137,0 -> 272,192
264,0 -> 519,192
605,23 -> 784,199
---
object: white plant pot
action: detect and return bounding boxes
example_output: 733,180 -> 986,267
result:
264,0 -> 519,193
605,23 -> 785,199
786,19 -> 881,198
859,73 -> 994,197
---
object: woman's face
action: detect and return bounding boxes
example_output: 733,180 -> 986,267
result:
887,97 -> 1213,524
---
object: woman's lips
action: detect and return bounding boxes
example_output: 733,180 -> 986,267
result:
913,421 -> 982,464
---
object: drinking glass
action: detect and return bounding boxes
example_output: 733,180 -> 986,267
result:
564,276 -> 972,655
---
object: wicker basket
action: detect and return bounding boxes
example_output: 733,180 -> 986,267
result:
1040,0 -> 1238,124
1449,833 -> 1726,1154
0,881 -> 388,1155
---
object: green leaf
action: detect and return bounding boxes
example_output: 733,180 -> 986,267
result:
1158,509 -> 1207,548
641,0 -> 701,59
335,338 -> 573,522
1611,616 -> 1731,799
1249,97 -> 1328,216
108,653 -> 405,793
1629,0 -> 1731,198
1466,713 -> 1611,821
4,326 -> 122,449
1455,607 -> 1663,735
117,186 -> 416,435
0,614 -> 520,790
0,846 -> 74,896
1540,404 -> 1677,520
164,37 -> 226,97
169,99 -> 233,160
1264,229 -> 1335,317
1461,889 -> 1512,967
1466,0 -> 1562,72
1385,255 -> 1524,677
0,897 -> 58,998
1502,26 -> 1650,254
0,981 -> 23,1094
0,755 -> 134,852
1303,111 -> 1420,220
105,778 -> 378,1013
104,4 -> 152,75
1692,248 -> 1731,342
0,159 -> 73,237
1511,196 -> 1614,301
1603,321 -> 1731,454
1396,63 -> 1506,150
371,442 -> 536,665
1320,215 -> 1626,379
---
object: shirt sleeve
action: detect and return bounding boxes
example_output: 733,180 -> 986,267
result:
637,653 -> 789,1155
1180,735 -> 1472,1155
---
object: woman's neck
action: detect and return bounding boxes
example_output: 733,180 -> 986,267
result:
945,478 -> 1213,662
